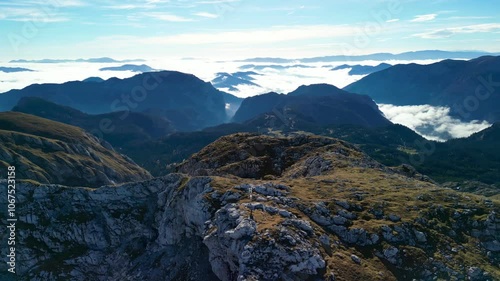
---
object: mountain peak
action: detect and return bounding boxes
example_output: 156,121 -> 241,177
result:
232,84 -> 388,128
177,133 -> 365,179
288,83 -> 347,97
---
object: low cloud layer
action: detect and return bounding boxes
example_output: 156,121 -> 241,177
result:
379,104 -> 492,141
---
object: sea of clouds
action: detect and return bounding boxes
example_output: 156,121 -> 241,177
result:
379,104 -> 491,141
0,58 -> 492,141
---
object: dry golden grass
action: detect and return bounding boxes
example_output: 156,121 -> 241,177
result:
194,134 -> 500,280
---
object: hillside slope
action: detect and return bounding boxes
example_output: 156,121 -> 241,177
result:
421,122 -> 500,185
0,112 -> 151,187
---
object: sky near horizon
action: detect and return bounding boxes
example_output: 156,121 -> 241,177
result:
1,0 -> 500,60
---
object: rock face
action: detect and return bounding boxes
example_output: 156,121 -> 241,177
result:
0,176 -> 218,281
0,112 -> 151,187
0,175 -> 328,281
1,133 -> 499,281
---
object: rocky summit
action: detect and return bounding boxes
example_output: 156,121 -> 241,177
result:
1,133 -> 498,281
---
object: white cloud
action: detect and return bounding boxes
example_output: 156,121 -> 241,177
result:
0,0 -> 86,7
379,104 -> 492,141
146,0 -> 172,3
145,12 -> 194,22
9,16 -> 69,22
413,23 -> 500,39
410,14 -> 437,22
0,7 -> 70,22
386,19 -> 400,23
52,0 -> 86,7
444,16 -> 492,20
196,0 -> 240,4
104,4 -> 142,10
193,12 -> 219,18
141,24 -> 358,45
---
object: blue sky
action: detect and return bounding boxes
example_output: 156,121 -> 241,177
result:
1,0 -> 500,60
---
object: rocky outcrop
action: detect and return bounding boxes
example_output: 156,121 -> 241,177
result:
0,133 -> 498,280
177,133 -> 371,179
0,175 -> 330,281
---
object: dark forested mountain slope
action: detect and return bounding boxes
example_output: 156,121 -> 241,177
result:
12,97 -> 175,147
0,71 -> 228,131
421,122 -> 500,185
233,84 -> 390,128
344,56 -> 500,122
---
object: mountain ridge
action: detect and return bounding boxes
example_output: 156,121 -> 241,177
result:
344,56 -> 500,122
99,64 -> 158,72
332,63 -> 392,75
0,112 -> 151,187
232,84 -> 390,128
238,50 -> 499,63
0,66 -> 34,73
9,57 -> 145,63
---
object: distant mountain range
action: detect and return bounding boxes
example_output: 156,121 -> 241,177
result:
238,50 -> 499,63
332,63 -> 392,75
3,64 -> 500,188
211,72 -> 260,91
9,57 -> 145,63
0,66 -> 34,73
99,64 -> 158,72
344,56 -> 500,122
0,71 -> 229,131
239,64 -> 313,70
9,93 -> 500,188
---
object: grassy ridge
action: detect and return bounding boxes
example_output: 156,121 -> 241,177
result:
0,112 -> 151,187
